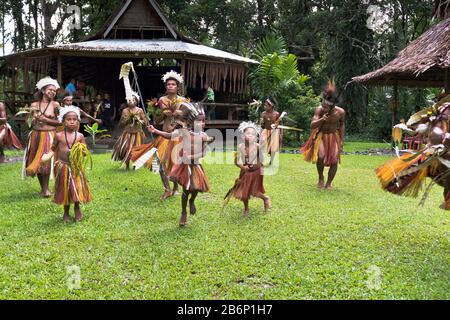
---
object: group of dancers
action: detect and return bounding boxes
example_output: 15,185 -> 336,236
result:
6,70 -> 448,226
0,73 -> 348,226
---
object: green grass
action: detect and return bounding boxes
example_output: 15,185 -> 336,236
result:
0,149 -> 448,299
342,141 -> 391,153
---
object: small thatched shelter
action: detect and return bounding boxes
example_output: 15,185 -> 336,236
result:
353,17 -> 450,90
353,17 -> 450,126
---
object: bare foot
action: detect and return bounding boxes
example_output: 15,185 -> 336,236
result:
41,190 -> 53,198
172,190 -> 180,196
325,184 -> 333,191
189,201 -> 197,215
317,180 -> 325,189
179,213 -> 188,227
264,197 -> 272,211
63,214 -> 71,222
243,209 -> 249,217
160,190 -> 172,200
439,203 -> 450,210
75,211 -> 83,222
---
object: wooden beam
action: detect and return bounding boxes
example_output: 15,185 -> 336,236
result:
57,54 -> 62,86
392,82 -> 399,129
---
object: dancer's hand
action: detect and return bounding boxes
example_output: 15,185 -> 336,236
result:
147,125 -> 156,133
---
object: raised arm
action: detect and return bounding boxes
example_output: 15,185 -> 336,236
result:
147,124 -> 172,139
311,107 -> 328,129
80,108 -> 100,123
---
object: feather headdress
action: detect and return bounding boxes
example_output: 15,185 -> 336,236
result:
58,105 -> 80,123
130,91 -> 140,102
36,77 -> 60,90
178,102 -> 199,123
162,70 -> 184,84
238,121 -> 261,136
322,79 -> 338,105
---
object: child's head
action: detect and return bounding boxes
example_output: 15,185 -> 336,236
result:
62,95 -> 73,106
58,106 -> 80,130
104,93 -> 110,100
238,121 -> 261,144
127,92 -> 140,107
175,102 -> 199,129
264,96 -> 277,112
64,112 -> 79,131
244,127 -> 258,143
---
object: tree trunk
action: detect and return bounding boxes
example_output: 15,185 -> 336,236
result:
10,0 -> 27,51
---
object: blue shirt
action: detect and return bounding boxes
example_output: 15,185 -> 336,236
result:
65,82 -> 76,95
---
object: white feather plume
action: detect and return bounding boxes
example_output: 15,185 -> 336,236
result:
162,70 -> 184,84
238,121 -> 261,136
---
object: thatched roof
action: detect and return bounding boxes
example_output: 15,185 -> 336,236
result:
353,17 -> 450,87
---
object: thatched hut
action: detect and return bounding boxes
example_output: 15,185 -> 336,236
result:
353,18 -> 450,89
2,0 -> 257,129
353,17 -> 450,125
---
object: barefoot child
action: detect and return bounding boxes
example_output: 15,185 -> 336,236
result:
224,121 -> 271,216
50,106 -> 92,222
147,102 -> 213,226
259,96 -> 282,165
112,92 -> 148,169
0,102 -> 23,163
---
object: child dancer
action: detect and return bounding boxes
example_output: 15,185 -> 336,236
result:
0,102 -> 23,163
112,92 -> 148,169
224,121 -> 271,216
259,96 -> 282,165
147,102 -> 213,226
50,106 -> 92,222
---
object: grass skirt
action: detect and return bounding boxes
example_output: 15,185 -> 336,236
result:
112,130 -> 144,165
54,160 -> 92,205
23,130 -> 55,177
301,128 -> 341,166
0,124 -> 22,149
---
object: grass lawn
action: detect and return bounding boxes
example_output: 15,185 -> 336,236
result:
0,144 -> 448,299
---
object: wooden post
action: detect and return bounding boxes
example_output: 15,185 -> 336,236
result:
391,83 -> 399,147
445,69 -> 450,94
57,54 -> 62,86
180,58 -> 186,96
392,83 -> 398,128
12,67 -> 17,108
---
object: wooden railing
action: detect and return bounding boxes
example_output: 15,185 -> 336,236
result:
202,102 -> 248,128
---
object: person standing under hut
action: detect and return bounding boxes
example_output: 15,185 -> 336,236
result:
23,77 -> 61,197
224,121 -> 271,217
58,94 -> 101,132
0,102 -> 23,163
112,92 -> 148,170
147,102 -> 214,226
132,70 -> 189,200
259,96 -> 282,165
99,93 -> 116,134
301,80 -> 345,190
